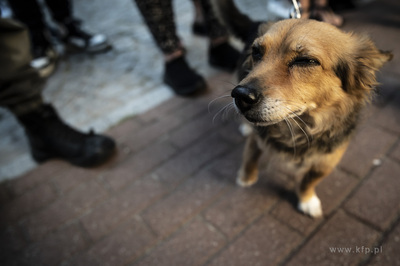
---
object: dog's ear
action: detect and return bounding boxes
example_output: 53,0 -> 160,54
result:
334,35 -> 393,98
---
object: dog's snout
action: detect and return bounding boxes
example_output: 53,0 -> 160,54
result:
231,86 -> 261,112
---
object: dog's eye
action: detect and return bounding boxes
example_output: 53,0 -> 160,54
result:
252,45 -> 264,61
290,56 -> 320,67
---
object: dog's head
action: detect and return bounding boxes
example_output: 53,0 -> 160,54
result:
232,19 -> 392,128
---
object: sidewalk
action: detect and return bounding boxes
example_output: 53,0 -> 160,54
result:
1,0 -> 400,265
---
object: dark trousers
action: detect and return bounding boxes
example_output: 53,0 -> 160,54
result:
134,0 -> 228,54
0,18 -> 44,115
8,0 -> 71,34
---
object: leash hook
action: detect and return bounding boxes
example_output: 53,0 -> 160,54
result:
290,0 -> 302,19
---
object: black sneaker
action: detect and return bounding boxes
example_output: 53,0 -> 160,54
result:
61,18 -> 111,53
209,41 -> 240,72
163,56 -> 207,96
17,104 -> 116,167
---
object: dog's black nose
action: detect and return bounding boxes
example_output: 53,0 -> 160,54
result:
231,86 -> 261,112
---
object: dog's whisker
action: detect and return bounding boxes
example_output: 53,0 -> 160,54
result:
220,80 -> 237,87
212,102 -> 235,124
284,117 -> 296,157
284,105 -> 312,131
222,104 -> 236,121
289,117 -> 311,149
208,94 -> 231,113
285,109 -> 313,147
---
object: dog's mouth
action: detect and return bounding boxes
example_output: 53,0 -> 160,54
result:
238,104 -> 306,127
245,116 -> 279,126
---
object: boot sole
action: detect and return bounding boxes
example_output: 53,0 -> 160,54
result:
31,146 -> 117,168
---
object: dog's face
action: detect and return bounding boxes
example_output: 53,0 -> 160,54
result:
233,19 -> 392,129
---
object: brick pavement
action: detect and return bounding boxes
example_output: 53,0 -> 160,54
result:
1,0 -> 400,265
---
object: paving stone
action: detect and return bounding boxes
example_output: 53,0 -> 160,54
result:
339,124 -> 397,178
209,145 -> 244,180
371,91 -> 400,134
216,120 -> 246,145
368,221 -> 400,266
271,169 -> 359,236
106,118 -> 144,141
315,170 -> 359,216
20,223 -> 88,266
151,133 -> 231,188
344,158 -> 400,231
286,211 -> 380,266
136,218 -> 226,266
169,112 -> 220,149
70,217 -> 156,266
5,161 -> 67,197
165,99 -> 210,123
102,140 -> 177,192
372,74 -> 400,108
81,176 -> 167,241
389,140 -> 400,162
341,0 -> 400,74
123,114 -> 182,153
22,180 -> 109,241
141,170 -> 228,237
0,183 -> 57,228
0,183 -> 12,206
203,168 -> 286,239
208,214 -> 302,266
0,226 -> 26,262
51,167 -> 103,195
138,96 -> 187,123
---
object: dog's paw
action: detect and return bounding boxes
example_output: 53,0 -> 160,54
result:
236,177 -> 257,187
298,195 -> 323,218
236,168 -> 258,187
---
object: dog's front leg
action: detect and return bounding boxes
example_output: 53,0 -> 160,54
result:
297,141 -> 349,218
237,134 -> 263,187
296,168 -> 327,218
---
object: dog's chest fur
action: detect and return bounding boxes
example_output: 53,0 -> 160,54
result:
254,106 -> 360,158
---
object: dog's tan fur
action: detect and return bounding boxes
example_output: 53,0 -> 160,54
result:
230,19 -> 392,217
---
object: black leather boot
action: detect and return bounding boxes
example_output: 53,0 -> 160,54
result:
17,104 -> 116,167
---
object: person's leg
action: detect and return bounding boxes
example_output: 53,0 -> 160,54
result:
191,0 -> 207,36
42,0 -> 111,53
199,0 -> 228,42
300,0 -> 343,27
134,0 -> 206,95
0,18 -> 116,167
199,0 -> 240,72
43,0 -> 71,23
0,18 -> 45,113
7,0 -> 56,77
134,0 -> 183,55
313,0 -> 343,27
7,0 -> 46,36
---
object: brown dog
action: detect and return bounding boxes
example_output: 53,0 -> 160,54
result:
218,2 -> 392,217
